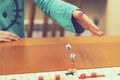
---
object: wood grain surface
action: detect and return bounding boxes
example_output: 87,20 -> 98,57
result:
0,36 -> 120,75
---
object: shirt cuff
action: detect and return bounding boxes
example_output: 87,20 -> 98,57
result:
71,14 -> 85,34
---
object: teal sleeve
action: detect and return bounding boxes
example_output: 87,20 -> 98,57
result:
33,0 -> 84,33
0,0 -> 25,38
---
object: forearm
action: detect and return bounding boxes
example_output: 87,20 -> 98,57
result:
33,0 -> 84,33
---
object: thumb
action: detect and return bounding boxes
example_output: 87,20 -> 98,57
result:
72,10 -> 84,20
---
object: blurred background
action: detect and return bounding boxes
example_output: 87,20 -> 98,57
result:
24,0 -> 120,37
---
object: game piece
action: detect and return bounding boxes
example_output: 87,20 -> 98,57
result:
79,73 -> 87,79
38,76 -> 44,80
55,75 -> 60,80
65,69 -> 76,76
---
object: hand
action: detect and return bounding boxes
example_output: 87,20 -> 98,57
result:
0,31 -> 20,42
72,10 -> 104,37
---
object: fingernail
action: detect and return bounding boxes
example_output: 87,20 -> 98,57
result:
98,31 -> 104,36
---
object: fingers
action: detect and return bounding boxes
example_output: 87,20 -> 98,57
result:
0,38 -> 12,42
0,31 -> 20,42
87,22 -> 104,37
88,26 -> 104,37
81,16 -> 104,36
73,10 -> 104,37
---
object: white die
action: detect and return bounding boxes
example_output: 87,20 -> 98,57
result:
66,44 -> 72,50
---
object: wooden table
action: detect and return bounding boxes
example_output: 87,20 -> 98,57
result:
0,36 -> 120,75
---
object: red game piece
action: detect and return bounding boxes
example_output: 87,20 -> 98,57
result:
55,75 -> 60,80
91,72 -> 97,78
38,76 -> 44,80
79,73 -> 87,79
11,79 -> 16,80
